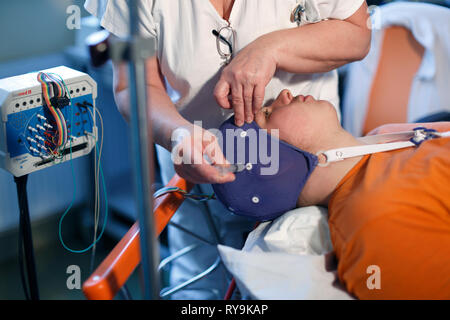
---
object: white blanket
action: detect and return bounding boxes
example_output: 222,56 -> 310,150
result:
218,206 -> 354,300
342,2 -> 450,136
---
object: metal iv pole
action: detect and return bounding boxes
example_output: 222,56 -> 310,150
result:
110,0 -> 160,299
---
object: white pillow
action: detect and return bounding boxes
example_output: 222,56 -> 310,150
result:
218,206 -> 353,300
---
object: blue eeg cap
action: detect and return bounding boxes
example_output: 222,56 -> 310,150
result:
212,116 -> 319,221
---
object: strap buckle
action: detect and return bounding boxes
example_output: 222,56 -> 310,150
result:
410,127 -> 439,146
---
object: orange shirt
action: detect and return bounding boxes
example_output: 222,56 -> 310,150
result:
328,130 -> 450,299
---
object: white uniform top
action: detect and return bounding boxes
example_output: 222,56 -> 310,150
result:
85,0 -> 364,129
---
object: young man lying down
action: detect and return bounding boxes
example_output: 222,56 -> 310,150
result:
210,89 -> 450,300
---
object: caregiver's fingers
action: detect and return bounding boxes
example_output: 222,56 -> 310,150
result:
214,79 -> 232,110
252,84 -> 265,116
202,134 -> 235,183
202,130 -> 230,166
231,84 -> 245,127
243,85 -> 255,123
175,163 -> 235,184
204,148 -> 235,183
173,140 -> 234,184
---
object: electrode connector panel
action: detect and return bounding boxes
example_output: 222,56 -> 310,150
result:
0,66 -> 98,177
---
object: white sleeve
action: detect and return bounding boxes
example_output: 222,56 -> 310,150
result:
84,0 -> 157,38
314,0 -> 366,20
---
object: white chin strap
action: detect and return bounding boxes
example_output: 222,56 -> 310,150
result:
317,128 -> 450,167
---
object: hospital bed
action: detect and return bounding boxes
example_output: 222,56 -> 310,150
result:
83,175 -> 193,300
82,172 -> 352,300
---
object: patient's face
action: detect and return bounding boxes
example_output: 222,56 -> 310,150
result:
254,90 -> 340,152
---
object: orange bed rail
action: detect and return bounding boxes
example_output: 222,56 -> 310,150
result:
82,175 -> 194,300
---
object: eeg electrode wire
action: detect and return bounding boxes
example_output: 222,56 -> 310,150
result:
83,104 -> 104,271
37,72 -> 68,151
75,102 -> 104,260
48,75 -> 108,256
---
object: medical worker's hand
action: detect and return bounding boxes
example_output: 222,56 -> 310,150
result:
171,124 -> 235,184
214,37 -> 277,127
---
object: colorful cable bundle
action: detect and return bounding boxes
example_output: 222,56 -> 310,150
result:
37,72 -> 68,154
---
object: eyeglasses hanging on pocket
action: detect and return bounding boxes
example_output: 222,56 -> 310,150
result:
212,23 -> 235,66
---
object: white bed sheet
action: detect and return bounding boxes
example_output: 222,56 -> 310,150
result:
218,206 -> 354,300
